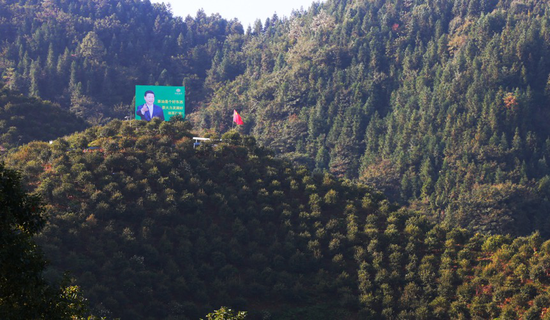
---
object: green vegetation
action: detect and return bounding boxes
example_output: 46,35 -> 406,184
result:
3,0 -> 550,235
0,0 -> 243,122
0,163 -> 88,319
3,0 -> 550,318
5,119 -> 550,319
201,307 -> 247,320
195,0 -> 550,236
0,86 -> 87,149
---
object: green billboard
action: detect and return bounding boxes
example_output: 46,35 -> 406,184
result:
135,85 -> 185,121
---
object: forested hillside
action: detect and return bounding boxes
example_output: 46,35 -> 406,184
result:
5,119 -> 550,319
0,0 -> 244,122
0,86 -> 87,149
195,0 -> 550,236
3,0 -> 550,236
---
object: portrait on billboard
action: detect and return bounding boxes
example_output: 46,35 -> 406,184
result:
135,85 -> 185,121
136,90 -> 165,121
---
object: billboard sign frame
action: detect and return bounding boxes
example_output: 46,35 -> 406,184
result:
135,85 -> 185,121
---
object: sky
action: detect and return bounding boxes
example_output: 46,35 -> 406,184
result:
150,0 -> 324,28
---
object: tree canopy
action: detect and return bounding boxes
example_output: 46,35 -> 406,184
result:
3,0 -> 550,236
5,119 -> 550,319
0,163 -> 87,319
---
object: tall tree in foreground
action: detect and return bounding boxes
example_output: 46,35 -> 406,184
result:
0,163 -> 87,319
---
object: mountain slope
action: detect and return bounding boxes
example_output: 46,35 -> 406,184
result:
5,119 -> 550,319
194,0 -> 550,236
0,86 -> 88,149
3,0 -> 550,235
0,0 -> 244,121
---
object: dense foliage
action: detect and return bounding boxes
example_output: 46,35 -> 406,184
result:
0,163 -> 87,319
0,85 -> 87,149
5,119 -> 550,319
3,1 -> 550,317
0,0 -> 244,122
3,0 -> 550,236
201,307 -> 247,320
194,0 -> 550,236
